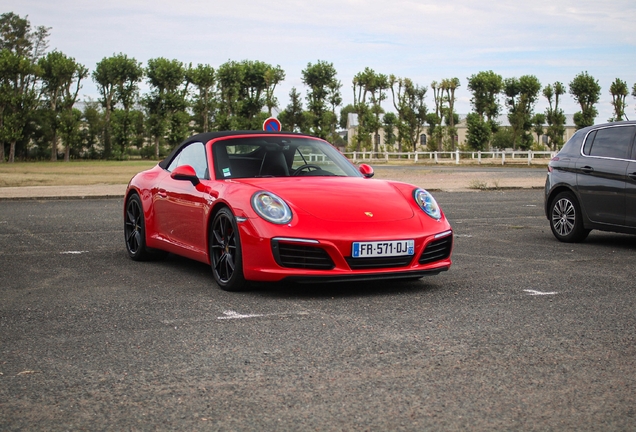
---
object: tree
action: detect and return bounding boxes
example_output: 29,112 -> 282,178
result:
237,60 -> 273,129
0,12 -> 48,63
465,112 -> 491,151
389,76 -> 427,152
279,87 -> 306,133
0,12 -> 49,163
503,75 -> 541,150
429,81 -> 443,150
467,70 -> 502,148
468,71 -> 503,148
531,113 -> 546,146
186,63 -> 215,132
609,78 -> 628,122
326,78 -> 342,143
113,56 -> 143,157
382,112 -> 398,150
93,53 -> 143,158
216,60 -> 284,130
263,65 -> 285,116
39,50 -> 88,161
491,127 -> 514,149
467,71 -> 503,122
58,107 -> 82,158
543,82 -> 567,149
351,68 -> 388,153
425,112 -> 441,151
0,49 -> 36,162
215,60 -> 241,130
441,77 -> 460,150
92,57 -> 116,158
569,71 -> 601,129
465,114 -> 490,151
352,70 -> 371,151
80,99 -> 104,158
144,57 -> 189,158
301,60 -> 340,139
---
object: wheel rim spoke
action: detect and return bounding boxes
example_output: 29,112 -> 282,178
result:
216,254 -> 226,279
226,253 -> 235,272
133,231 -> 141,250
213,230 -> 224,246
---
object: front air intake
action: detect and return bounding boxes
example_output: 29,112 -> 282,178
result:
272,241 -> 335,270
419,235 -> 453,264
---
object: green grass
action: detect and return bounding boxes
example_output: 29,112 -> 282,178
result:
0,160 -> 158,187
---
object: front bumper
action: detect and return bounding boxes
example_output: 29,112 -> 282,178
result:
237,216 -> 453,282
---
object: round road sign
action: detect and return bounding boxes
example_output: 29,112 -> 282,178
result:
263,117 -> 282,132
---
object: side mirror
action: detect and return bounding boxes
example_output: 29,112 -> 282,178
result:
359,164 -> 374,178
171,165 -> 200,186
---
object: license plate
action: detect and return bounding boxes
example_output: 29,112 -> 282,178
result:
352,240 -> 415,258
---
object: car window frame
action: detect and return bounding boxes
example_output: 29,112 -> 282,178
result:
165,141 -> 209,179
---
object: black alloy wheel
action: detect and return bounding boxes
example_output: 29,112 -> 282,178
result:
124,194 -> 151,260
549,191 -> 590,243
210,207 -> 247,291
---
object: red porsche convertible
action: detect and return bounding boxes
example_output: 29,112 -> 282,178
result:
124,131 -> 453,291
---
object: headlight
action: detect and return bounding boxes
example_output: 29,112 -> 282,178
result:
251,191 -> 292,224
413,188 -> 441,220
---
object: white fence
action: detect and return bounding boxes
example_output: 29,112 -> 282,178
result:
343,150 -> 557,165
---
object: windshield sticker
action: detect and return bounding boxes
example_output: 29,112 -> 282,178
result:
222,167 -> 231,177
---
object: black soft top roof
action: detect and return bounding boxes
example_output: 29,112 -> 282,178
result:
158,130 -> 314,169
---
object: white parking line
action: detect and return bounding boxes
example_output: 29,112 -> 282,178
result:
524,289 -> 558,296
60,251 -> 89,254
217,310 -> 309,320
218,310 -> 265,320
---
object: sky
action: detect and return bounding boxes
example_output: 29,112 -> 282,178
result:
5,0 -> 636,124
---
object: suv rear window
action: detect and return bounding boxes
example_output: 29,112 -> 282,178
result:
582,126 -> 635,159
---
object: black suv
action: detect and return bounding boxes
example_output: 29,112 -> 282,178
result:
545,121 -> 636,242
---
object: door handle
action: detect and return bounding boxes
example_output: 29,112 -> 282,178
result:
580,166 -> 594,174
157,189 -> 167,198
628,172 -> 636,181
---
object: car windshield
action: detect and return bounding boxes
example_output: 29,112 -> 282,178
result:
213,136 -> 361,179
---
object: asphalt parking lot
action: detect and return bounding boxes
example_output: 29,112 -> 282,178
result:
1,190 -> 635,430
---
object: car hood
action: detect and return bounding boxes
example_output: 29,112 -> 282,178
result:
237,177 -> 415,222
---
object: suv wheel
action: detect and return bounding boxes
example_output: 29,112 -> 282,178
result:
549,191 -> 590,243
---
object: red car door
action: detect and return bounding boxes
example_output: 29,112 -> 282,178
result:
153,142 -> 210,257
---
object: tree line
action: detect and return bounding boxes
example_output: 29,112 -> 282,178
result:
1,12 -> 635,162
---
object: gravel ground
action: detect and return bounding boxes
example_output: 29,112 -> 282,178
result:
1,192 -> 635,430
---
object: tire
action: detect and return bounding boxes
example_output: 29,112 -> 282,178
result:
209,207 -> 247,291
549,191 -> 591,243
124,194 -> 153,261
